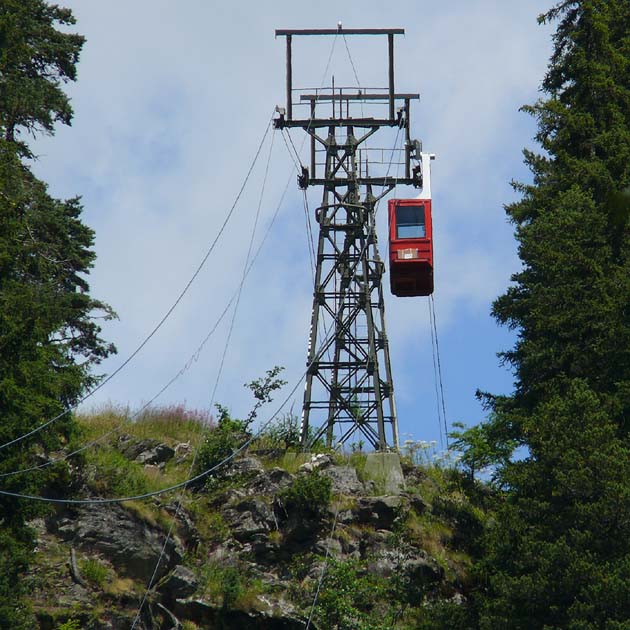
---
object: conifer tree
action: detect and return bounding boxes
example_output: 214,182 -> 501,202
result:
459,2 -> 630,628
0,2 -> 115,625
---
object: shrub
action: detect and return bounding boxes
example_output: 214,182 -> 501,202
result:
86,449 -> 148,496
259,411 -> 301,449
221,567 -> 242,609
193,510 -> 229,545
243,366 -> 287,428
199,562 -> 249,610
194,408 -> 248,480
196,366 -> 287,468
79,558 -> 109,588
80,558 -> 109,589
348,451 -> 367,480
313,558 -> 390,630
287,552 -> 315,581
431,494 -> 485,554
279,471 -> 332,517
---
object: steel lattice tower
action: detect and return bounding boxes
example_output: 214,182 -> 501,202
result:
274,28 -> 423,450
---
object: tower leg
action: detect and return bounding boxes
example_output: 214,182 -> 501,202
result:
300,126 -> 398,450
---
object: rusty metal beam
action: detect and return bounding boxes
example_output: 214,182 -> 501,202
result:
300,93 -> 419,101
275,117 -> 400,129
286,35 -> 293,119
388,33 -> 395,120
276,28 -> 404,36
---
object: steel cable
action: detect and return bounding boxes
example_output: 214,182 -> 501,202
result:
304,502 -> 341,630
0,330 -> 332,505
130,118 -> 278,630
0,32 -> 340,501
428,297 -> 446,450
430,294 -> 450,448
0,114 -> 275,453
0,133 -> 292,480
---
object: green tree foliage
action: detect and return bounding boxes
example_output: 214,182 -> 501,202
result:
0,0 -> 115,481
0,0 -> 115,622
0,0 -> 84,155
480,382 -> 630,629
260,410 -> 301,449
493,0 -> 630,418
455,2 -> 630,628
0,529 -> 36,628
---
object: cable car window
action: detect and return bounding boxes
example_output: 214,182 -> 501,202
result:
396,204 -> 426,238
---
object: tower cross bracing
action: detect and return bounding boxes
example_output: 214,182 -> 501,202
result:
274,28 -> 423,450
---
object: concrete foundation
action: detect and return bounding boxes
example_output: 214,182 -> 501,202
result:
363,452 -> 406,494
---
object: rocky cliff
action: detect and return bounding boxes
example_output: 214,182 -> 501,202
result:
24,424 -> 484,630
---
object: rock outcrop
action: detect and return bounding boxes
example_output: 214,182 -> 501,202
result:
53,503 -> 184,582
26,446 -> 474,630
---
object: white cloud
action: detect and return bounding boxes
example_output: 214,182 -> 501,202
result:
32,1 -> 553,444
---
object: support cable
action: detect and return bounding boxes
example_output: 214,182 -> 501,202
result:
303,189 -> 317,280
373,124 -> 403,217
428,298 -> 445,450
318,34 -> 339,113
290,30 -> 340,242
209,129 -> 276,409
304,503 -> 341,630
0,330 -> 333,505
279,131 -> 327,363
342,34 -> 362,90
301,32 -> 338,147
284,128 -> 305,170
1,139 -> 292,481
280,128 -> 301,172
341,34 -> 366,121
429,295 -> 449,448
0,114 -> 275,454
279,129 -> 314,279
130,116 -> 277,630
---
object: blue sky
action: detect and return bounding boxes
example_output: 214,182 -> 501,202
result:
32,1 -> 554,451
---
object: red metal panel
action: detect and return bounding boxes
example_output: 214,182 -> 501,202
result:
388,199 -> 434,297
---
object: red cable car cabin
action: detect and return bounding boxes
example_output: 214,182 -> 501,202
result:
388,198 -> 434,297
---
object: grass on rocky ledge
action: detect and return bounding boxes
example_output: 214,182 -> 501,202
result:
75,402 -> 213,446
72,404 -> 214,522
72,404 -> 489,583
20,393 -> 488,629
